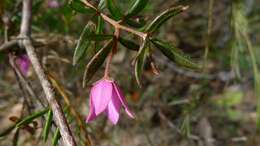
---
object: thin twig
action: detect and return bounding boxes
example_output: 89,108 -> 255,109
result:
47,72 -> 92,146
19,0 -> 77,145
0,40 -> 18,51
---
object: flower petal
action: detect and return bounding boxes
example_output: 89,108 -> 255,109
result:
112,82 -> 135,118
106,92 -> 121,125
91,79 -> 113,115
86,93 -> 96,122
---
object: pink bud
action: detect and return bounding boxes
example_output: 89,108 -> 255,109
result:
16,54 -> 30,76
86,79 -> 134,125
48,0 -> 60,8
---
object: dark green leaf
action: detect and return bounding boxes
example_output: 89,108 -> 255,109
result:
145,6 -> 188,33
126,0 -> 149,17
134,40 -> 148,87
83,40 -> 114,87
73,23 -> 95,65
119,37 -> 139,51
69,0 -> 96,14
151,38 -> 199,69
43,110 -> 53,142
52,128 -> 61,146
125,18 -> 146,28
88,34 -> 114,41
16,108 -> 49,128
106,0 -> 123,20
0,124 -> 16,137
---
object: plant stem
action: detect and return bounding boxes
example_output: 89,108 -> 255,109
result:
81,0 -> 147,40
104,28 -> 120,78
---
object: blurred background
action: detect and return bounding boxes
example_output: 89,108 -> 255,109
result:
0,0 -> 260,146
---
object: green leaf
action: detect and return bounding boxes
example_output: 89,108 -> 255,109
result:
145,6 -> 188,33
106,0 -> 123,20
73,23 -> 95,65
96,16 -> 104,34
82,39 -> 114,87
125,18 -> 146,28
151,38 -> 199,69
13,129 -> 20,146
134,40 -> 148,87
43,110 -> 53,142
126,0 -> 149,17
52,128 -> 61,146
119,37 -> 139,51
88,34 -> 114,41
69,0 -> 96,14
16,108 -> 49,128
98,0 -> 106,10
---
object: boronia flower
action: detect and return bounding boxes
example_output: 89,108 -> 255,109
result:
16,54 -> 30,76
86,78 -> 134,125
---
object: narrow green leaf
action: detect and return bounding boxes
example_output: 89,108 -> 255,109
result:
98,0 -> 106,10
134,40 -> 148,87
106,0 -> 123,20
151,38 -> 199,69
13,129 -> 20,146
69,0 -> 96,14
119,37 -> 139,51
16,108 -> 49,128
0,124 -> 16,137
125,18 -> 146,28
83,40 -> 114,87
145,6 -> 188,33
43,110 -> 53,142
52,128 -> 61,146
88,34 -> 114,41
73,23 -> 95,65
126,0 -> 149,17
96,16 -> 104,34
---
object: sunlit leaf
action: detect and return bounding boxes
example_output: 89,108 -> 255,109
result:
98,0 -> 106,10
69,0 -> 96,14
126,0 -> 149,17
73,23 -> 95,65
83,39 -> 114,87
119,37 -> 139,51
151,38 -> 199,69
43,110 -> 53,142
52,128 -> 61,146
16,108 -> 49,128
145,6 -> 188,33
106,0 -> 123,20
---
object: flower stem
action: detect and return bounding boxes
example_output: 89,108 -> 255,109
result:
104,28 -> 120,79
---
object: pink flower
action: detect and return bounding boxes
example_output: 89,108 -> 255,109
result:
48,0 -> 60,8
86,79 -> 135,125
16,54 -> 30,76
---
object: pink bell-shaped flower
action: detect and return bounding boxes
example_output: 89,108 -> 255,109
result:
16,54 -> 30,76
86,79 -> 134,125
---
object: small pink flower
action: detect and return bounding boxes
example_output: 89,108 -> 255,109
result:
48,0 -> 60,8
86,79 -> 134,125
16,54 -> 30,76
